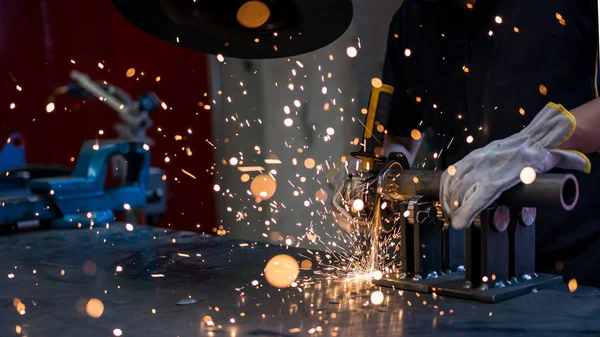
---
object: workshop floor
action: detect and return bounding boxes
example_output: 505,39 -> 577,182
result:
1,223 -> 599,337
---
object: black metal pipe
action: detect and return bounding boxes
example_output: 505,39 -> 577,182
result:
378,170 -> 578,210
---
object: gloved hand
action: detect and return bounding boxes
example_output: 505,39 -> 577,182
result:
440,102 -> 591,230
326,157 -> 373,233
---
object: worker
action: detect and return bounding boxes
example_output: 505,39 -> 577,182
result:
382,0 -> 600,286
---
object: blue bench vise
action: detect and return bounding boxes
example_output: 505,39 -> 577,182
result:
0,133 -> 25,172
0,140 -> 149,228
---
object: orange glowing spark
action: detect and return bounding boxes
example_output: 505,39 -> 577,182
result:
264,254 -> 299,288
410,129 -> 422,140
568,278 -> 578,292
539,84 -> 548,95
181,169 -> 197,180
237,166 -> 265,172
519,107 -> 525,115
371,78 -> 383,88
448,165 -> 457,176
86,299 -> 104,318
304,158 -> 316,169
126,68 -> 136,77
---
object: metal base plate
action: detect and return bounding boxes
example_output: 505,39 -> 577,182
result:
434,273 -> 563,303
373,271 -> 465,293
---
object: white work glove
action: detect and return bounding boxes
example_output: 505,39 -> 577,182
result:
440,102 -> 591,230
326,157 -> 372,234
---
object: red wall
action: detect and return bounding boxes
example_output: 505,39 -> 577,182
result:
0,0 -> 215,232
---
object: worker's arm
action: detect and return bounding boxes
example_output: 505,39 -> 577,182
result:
440,102 -> 590,230
557,98 -> 600,153
379,6 -> 424,164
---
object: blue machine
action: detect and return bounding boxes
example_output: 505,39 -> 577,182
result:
0,133 -> 25,172
0,140 -> 150,228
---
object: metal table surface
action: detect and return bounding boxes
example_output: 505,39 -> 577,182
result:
1,223 -> 599,337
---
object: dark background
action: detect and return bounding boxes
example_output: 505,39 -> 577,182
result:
0,0 -> 215,232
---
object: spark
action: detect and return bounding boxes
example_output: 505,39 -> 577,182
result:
126,68 -> 136,77
182,169 -> 197,180
520,167 -> 536,184
46,102 -> 55,113
447,165 -> 457,176
125,223 -> 134,231
346,46 -> 358,58
370,291 -> 384,305
568,278 -> 578,292
410,129 -> 422,140
352,199 -> 364,211
404,48 -> 411,57
370,78 -> 383,89
495,16 -> 502,24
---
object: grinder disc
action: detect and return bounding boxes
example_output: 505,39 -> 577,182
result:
112,0 -> 354,59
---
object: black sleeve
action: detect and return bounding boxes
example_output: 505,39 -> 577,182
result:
382,6 -> 423,137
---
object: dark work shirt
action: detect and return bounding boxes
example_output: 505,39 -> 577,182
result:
382,0 -> 600,285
